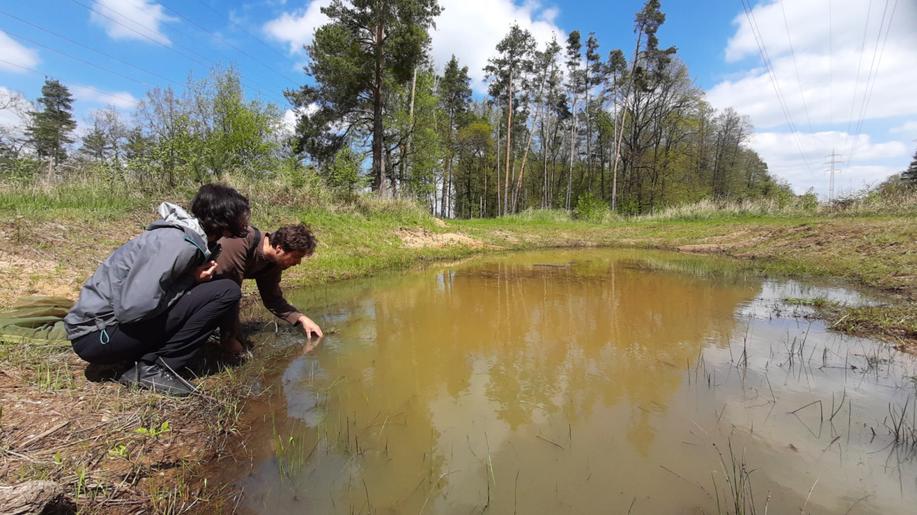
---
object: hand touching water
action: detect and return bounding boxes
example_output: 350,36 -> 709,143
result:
296,314 -> 323,339
297,314 -> 324,354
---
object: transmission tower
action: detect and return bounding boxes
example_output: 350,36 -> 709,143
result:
826,149 -> 842,202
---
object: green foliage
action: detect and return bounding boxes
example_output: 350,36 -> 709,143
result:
503,208 -> 573,224
26,78 -> 76,165
322,146 -> 365,200
574,192 -> 612,223
108,443 -> 129,460
135,420 -> 171,439
287,0 -> 443,189
798,190 -> 818,212
200,70 -> 279,177
903,149 -> 917,186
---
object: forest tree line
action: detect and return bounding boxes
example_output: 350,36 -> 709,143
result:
1,0 -> 805,216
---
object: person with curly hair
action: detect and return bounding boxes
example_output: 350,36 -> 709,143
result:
215,223 -> 323,355
65,184 -> 251,396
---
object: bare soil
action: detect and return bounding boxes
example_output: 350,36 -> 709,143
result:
396,228 -> 485,249
0,212 -> 913,512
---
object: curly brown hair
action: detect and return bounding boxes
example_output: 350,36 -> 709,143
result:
269,224 -> 317,255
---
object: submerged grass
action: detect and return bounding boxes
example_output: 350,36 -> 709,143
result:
1,177 -> 916,511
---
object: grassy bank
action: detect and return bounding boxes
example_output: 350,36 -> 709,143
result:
1,179 -> 915,512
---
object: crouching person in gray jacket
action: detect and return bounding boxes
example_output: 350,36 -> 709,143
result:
64,184 -> 251,396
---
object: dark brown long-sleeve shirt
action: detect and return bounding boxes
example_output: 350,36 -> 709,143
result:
215,227 -> 302,339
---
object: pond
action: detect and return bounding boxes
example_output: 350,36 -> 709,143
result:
228,249 -> 917,514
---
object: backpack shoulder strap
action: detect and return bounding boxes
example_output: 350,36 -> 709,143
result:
246,228 -> 262,262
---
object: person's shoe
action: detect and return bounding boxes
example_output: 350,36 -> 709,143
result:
118,361 -> 196,397
84,361 -> 129,382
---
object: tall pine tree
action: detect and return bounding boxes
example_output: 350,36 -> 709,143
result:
27,78 -> 76,165
287,0 -> 442,193
485,24 -> 536,214
438,55 -> 472,217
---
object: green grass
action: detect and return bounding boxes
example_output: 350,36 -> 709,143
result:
1,176 -> 915,512
0,179 -> 168,219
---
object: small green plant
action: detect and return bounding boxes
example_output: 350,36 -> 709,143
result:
34,361 -> 74,391
782,296 -> 831,309
574,193 -> 612,223
74,467 -> 87,499
109,443 -> 129,459
52,452 -> 63,465
135,420 -> 171,439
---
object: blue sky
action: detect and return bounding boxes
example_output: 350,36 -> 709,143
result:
1,0 -> 915,197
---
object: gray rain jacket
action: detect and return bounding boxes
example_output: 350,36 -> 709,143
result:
64,202 -> 213,340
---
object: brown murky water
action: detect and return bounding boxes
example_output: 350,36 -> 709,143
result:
231,249 -> 917,514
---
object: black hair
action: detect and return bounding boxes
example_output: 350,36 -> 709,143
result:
269,224 -> 317,255
191,184 -> 251,239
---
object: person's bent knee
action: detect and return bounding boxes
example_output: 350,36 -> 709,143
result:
216,278 -> 242,303
202,278 -> 241,307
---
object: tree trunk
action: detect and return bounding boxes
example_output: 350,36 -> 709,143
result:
399,66 -> 418,198
512,63 -> 550,213
566,101 -> 576,211
495,117 -> 501,215
371,20 -> 386,194
542,118 -> 549,209
504,67 -> 513,216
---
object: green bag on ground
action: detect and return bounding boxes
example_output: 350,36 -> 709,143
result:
0,296 -> 72,345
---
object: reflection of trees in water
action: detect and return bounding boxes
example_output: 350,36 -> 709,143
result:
295,253 -> 760,510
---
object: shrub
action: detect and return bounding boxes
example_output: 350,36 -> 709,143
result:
574,193 -> 613,223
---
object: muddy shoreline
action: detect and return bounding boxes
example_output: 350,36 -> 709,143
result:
210,249 -> 917,513
1,214 -> 915,512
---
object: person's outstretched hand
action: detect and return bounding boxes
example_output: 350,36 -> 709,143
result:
296,314 -> 323,339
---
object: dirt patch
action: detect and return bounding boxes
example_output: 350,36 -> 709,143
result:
0,215 -> 147,309
396,228 -> 484,249
675,228 -> 773,254
0,251 -> 80,308
0,336 -> 268,513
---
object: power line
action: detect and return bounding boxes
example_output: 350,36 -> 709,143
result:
67,0 -> 275,99
68,0 -> 211,68
779,0 -> 814,133
193,0 -> 301,70
0,57 -> 36,74
845,0 -> 897,168
0,8 -> 184,88
839,0 -> 874,167
739,0 -> 815,174
1,28 -> 157,88
827,0 -> 833,128
158,1 -> 300,85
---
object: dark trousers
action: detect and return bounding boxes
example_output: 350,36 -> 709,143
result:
72,279 -> 241,370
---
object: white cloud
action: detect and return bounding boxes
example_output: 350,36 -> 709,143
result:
280,104 -> 319,135
72,85 -> 139,110
263,0 -> 331,54
90,0 -> 177,46
430,0 -> 565,92
262,0 -> 565,92
0,31 -> 39,73
709,0 -> 917,129
748,130 -> 908,196
0,87 -> 32,137
889,120 -> 917,138
708,0 -> 917,196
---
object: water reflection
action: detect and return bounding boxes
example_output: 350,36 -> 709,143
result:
237,249 -> 916,514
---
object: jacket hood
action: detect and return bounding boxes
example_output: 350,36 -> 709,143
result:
150,202 -> 205,236
148,202 -> 210,257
